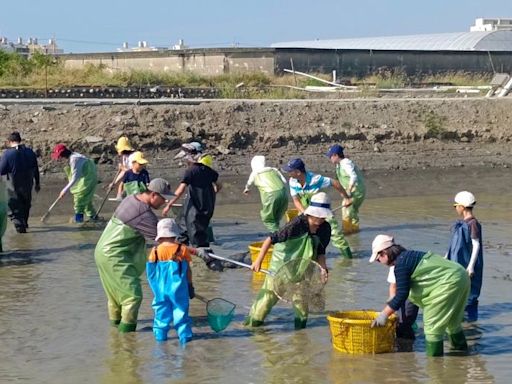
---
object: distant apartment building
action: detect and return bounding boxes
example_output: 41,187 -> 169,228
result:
470,18 -> 512,32
0,36 -> 63,55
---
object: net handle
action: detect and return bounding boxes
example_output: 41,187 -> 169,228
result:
207,252 -> 273,276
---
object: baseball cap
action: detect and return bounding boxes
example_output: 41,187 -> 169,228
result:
454,191 -> 476,208
369,234 -> 395,263
51,143 -> 68,160
131,151 -> 148,165
282,158 -> 306,173
147,178 -> 175,200
326,144 -> 344,157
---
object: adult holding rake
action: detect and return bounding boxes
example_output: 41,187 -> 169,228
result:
245,192 -> 331,329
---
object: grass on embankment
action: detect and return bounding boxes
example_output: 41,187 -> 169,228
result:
0,51 -> 492,98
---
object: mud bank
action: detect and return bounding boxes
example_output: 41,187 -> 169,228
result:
0,98 -> 511,176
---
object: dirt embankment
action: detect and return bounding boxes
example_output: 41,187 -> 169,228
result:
0,98 -> 511,177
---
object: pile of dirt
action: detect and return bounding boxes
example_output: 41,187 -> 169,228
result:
0,98 -> 510,178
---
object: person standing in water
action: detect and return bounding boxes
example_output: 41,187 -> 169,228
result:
326,144 -> 366,234
283,158 -> 353,258
446,191 -> 483,322
0,131 -> 40,233
243,155 -> 288,232
51,144 -> 98,223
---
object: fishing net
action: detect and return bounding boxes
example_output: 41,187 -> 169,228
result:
271,258 -> 328,312
206,297 -> 236,332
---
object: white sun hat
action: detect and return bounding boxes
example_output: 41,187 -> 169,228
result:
303,192 -> 333,219
155,218 -> 181,241
369,234 -> 395,263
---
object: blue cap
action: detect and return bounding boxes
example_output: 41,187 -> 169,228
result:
326,144 -> 344,157
282,158 -> 306,173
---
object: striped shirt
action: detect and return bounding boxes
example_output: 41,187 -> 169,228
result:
387,250 -> 425,311
289,171 -> 332,198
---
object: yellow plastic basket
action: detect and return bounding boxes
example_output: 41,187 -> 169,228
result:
327,310 -> 396,354
248,241 -> 273,277
285,208 -> 299,222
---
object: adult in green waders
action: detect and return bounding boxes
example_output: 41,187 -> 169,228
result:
95,178 -> 173,332
284,158 -> 353,258
370,234 -> 470,357
243,155 -> 288,232
326,144 -> 366,234
245,192 -> 331,329
51,144 -> 98,223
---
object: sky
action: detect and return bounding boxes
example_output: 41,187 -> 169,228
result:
1,0 -> 511,53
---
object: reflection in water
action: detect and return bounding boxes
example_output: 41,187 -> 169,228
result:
1,171 -> 511,383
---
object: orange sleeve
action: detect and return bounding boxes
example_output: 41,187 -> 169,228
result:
147,247 -> 157,262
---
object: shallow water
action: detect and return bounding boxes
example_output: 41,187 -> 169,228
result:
0,169 -> 511,383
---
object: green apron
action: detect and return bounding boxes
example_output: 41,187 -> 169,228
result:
123,180 -> 147,196
246,233 -> 316,328
298,194 -> 351,258
94,217 -> 147,330
408,252 -> 470,342
336,162 -> 366,230
254,170 -> 288,232
64,158 -> 98,217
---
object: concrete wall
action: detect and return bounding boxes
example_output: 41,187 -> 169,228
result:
61,48 -> 275,76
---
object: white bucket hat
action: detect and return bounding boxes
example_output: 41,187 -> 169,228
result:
303,192 -> 333,218
369,234 -> 395,263
155,218 -> 181,241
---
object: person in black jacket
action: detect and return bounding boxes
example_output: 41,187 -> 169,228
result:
0,132 -> 40,233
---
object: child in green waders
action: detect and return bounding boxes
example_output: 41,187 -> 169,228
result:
116,151 -> 150,199
326,144 -> 365,234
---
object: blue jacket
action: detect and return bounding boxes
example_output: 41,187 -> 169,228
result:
0,144 -> 40,189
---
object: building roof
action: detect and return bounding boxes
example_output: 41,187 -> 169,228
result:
271,30 -> 512,51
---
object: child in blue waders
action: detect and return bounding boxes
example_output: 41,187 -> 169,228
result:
446,191 -> 483,322
147,218 -> 199,344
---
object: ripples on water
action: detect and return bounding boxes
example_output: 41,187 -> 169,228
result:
0,176 -> 510,383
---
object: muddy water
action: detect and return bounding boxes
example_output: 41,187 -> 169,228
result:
0,168 -> 511,383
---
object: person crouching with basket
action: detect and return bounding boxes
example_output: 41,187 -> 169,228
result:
245,192 -> 330,329
147,218 -> 201,344
369,234 -> 470,357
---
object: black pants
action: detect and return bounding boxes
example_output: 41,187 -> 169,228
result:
8,184 -> 32,231
396,300 -> 419,339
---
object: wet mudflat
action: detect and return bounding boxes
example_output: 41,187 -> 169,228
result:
0,168 -> 510,383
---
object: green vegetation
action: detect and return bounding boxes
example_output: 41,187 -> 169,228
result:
0,52 -> 493,98
423,111 -> 447,138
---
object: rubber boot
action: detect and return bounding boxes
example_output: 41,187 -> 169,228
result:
350,222 -> 360,234
340,247 -> 353,259
465,302 -> 478,322
342,219 -> 352,234
118,322 -> 137,333
74,213 -> 84,223
153,328 -> 168,341
207,225 -> 215,243
448,331 -> 468,351
425,340 -> 444,357
244,316 -> 264,327
294,318 -> 307,330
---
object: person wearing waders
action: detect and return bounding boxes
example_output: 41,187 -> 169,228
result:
162,154 -> 222,270
326,144 -> 366,234
51,144 -> 98,223
147,218 -> 208,343
116,151 -> 150,198
245,192 -> 330,329
0,132 -> 40,233
446,191 -> 483,322
95,178 -> 173,332
243,155 -> 288,232
283,158 -> 353,258
109,136 -> 136,190
370,234 -> 470,356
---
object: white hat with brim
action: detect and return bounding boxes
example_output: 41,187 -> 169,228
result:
155,218 -> 181,241
303,192 -> 333,219
369,234 -> 395,263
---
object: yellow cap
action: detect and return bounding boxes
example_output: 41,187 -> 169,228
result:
115,136 -> 134,154
131,151 -> 148,165
198,154 -> 213,168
